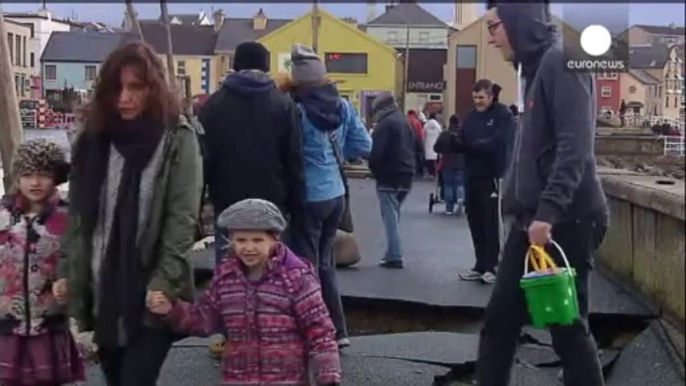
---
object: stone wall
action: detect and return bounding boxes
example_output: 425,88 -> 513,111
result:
597,168 -> 685,323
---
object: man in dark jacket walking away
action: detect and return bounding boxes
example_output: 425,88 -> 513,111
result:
199,41 -> 305,265
369,92 -> 416,269
434,114 -> 466,215
477,3 -> 608,386
457,79 -> 514,284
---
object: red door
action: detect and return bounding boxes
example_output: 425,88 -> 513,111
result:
454,45 -> 478,120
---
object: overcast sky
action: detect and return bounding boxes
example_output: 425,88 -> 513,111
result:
2,2 -> 684,30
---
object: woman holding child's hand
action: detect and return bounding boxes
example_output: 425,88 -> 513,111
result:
146,292 -> 172,315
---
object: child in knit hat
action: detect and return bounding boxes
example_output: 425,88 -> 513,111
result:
0,139 -> 85,386
147,198 -> 341,386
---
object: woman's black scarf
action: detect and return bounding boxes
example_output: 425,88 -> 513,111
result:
72,115 -> 164,347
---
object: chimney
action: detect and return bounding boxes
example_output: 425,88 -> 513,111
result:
213,9 -> 225,32
367,1 -> 377,23
385,0 -> 397,12
342,17 -> 358,26
253,8 -> 267,31
454,3 -> 478,31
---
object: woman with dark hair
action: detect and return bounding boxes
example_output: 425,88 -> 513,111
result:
59,41 -> 203,385
278,44 -> 371,349
434,114 -> 466,215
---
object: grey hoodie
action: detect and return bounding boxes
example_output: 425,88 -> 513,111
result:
499,2 -> 608,226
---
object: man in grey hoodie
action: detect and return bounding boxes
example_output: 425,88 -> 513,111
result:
477,2 -> 608,386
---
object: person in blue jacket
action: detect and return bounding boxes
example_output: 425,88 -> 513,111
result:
281,44 -> 372,349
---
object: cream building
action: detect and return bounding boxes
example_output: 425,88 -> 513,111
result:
5,19 -> 39,100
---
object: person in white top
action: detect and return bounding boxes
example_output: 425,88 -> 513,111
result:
422,113 -> 443,176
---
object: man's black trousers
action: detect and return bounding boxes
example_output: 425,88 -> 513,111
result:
476,219 -> 607,386
465,177 -> 501,274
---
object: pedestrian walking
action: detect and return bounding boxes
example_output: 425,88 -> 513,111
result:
64,42 -> 203,386
199,41 -> 305,266
368,92 -> 416,269
422,114 -> 442,177
199,41 -> 305,357
0,139 -> 84,386
477,3 -> 609,386
279,44 -> 372,349
433,114 -> 466,215
407,110 -> 425,177
452,79 -> 514,285
147,199 -> 342,386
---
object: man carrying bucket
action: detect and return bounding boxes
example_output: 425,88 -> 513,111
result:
477,2 -> 609,386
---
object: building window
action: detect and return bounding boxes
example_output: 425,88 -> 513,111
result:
456,45 -> 477,69
387,31 -> 398,44
324,53 -> 368,74
22,36 -> 27,67
85,65 -> 97,81
15,35 -> 21,66
177,60 -> 186,76
14,74 -> 19,96
8,33 -> 13,63
44,64 -> 57,80
227,55 -> 234,72
601,86 -> 611,97
666,96 -> 669,108
419,31 -> 429,44
20,74 -> 26,97
30,53 -> 34,68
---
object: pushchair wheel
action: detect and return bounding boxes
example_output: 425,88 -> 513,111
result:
429,193 -> 435,213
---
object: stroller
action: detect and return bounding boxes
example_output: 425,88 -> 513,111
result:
428,157 -> 444,213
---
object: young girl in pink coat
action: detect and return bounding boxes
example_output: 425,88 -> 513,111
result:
0,139 -> 85,386
148,198 -> 341,386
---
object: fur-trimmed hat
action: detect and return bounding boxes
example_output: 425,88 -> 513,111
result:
11,139 -> 70,186
217,198 -> 286,233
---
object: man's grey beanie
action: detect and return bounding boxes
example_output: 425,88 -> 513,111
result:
217,198 -> 287,233
290,43 -> 327,85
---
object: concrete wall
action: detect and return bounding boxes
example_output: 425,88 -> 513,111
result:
597,168 -> 685,323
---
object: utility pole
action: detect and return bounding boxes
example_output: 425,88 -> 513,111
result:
0,10 -> 24,192
402,23 -> 410,112
311,0 -> 319,53
160,0 -> 175,88
126,0 -> 144,42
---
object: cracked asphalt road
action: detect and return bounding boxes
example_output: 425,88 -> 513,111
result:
72,178 -> 682,385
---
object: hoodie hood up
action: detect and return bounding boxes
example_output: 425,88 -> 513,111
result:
496,2 -> 557,84
223,69 -> 275,95
294,82 -> 344,132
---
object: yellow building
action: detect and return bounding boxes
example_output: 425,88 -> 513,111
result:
139,21 -> 220,97
257,10 -> 397,124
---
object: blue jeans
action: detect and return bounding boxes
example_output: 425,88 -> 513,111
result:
442,168 -> 465,213
377,188 -> 409,262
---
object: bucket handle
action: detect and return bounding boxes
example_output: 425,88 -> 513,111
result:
524,240 -> 572,276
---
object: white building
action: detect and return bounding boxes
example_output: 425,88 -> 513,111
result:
5,8 -> 80,59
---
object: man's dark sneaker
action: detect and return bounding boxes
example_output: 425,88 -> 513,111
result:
379,260 -> 404,269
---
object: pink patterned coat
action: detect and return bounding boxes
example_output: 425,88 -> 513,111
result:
0,193 -> 69,336
166,243 -> 341,386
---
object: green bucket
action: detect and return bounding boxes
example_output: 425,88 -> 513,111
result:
519,241 -> 579,329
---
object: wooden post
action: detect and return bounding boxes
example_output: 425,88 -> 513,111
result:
402,23 -> 410,112
160,0 -> 175,88
0,10 -> 24,192
311,0 -> 319,53
126,0 -> 144,42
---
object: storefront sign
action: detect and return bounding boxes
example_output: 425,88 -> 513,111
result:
407,81 -> 444,93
